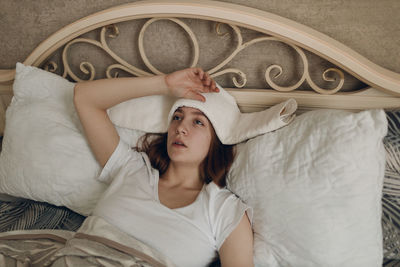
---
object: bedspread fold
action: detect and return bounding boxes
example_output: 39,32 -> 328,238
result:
0,216 -> 177,267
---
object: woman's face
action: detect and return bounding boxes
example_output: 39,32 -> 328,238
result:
167,107 -> 213,167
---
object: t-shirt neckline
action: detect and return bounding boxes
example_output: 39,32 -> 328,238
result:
155,176 -> 206,211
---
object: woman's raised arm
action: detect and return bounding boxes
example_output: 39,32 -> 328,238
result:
74,75 -> 168,167
73,68 -> 216,167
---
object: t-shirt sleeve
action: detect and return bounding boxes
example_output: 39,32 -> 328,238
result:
210,188 -> 254,250
97,138 -> 143,184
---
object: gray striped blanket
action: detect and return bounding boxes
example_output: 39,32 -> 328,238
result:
383,111 -> 400,261
0,199 -> 85,232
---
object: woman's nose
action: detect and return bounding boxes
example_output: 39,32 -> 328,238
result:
176,121 -> 188,135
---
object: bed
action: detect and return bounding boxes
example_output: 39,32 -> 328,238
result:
0,0 -> 399,266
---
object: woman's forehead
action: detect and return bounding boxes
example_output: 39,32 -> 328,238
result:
172,106 -> 215,133
175,106 -> 205,117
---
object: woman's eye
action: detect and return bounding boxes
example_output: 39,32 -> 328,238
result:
195,119 -> 204,126
173,115 -> 181,121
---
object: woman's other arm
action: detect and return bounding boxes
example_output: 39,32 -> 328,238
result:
74,75 -> 168,167
219,213 -> 254,267
73,68 -> 216,167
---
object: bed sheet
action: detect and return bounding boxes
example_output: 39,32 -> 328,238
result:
0,215 -> 177,267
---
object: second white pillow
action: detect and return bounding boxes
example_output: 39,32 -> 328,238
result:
228,109 -> 387,267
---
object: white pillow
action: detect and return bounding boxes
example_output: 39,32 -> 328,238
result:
0,63 -> 142,215
227,109 -> 387,267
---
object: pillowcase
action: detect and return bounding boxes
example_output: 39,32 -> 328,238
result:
227,109 -> 387,267
0,63 -> 142,215
382,110 -> 400,259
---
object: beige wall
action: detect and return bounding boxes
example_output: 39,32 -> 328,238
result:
1,0 -> 399,74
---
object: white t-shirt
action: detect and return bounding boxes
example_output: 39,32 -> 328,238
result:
92,139 -> 253,267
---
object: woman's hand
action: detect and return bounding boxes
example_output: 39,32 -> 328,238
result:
164,68 -> 218,102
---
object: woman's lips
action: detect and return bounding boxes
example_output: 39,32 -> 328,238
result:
172,140 -> 187,147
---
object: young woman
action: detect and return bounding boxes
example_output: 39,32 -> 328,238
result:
73,67 -> 253,267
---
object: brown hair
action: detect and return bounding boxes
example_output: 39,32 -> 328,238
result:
135,130 -> 235,188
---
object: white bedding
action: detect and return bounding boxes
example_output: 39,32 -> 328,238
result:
0,63 -> 388,266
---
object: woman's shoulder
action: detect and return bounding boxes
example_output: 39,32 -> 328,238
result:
203,181 -> 253,237
98,140 -> 152,184
204,181 -> 240,203
204,181 -> 224,193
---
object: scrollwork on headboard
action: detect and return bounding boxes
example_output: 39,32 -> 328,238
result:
0,0 -> 399,114
44,19 -> 349,96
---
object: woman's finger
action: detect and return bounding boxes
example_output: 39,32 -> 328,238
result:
203,73 -> 211,87
190,68 -> 219,93
189,78 -> 206,92
193,68 -> 204,80
184,89 -> 206,102
204,75 -> 218,92
210,80 -> 219,92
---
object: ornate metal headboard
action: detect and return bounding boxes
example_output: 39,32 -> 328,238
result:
0,0 -> 399,132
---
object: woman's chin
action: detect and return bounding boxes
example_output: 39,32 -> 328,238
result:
167,148 -> 206,167
169,155 -> 202,167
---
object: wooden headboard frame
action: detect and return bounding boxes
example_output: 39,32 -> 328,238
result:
0,0 -> 399,133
